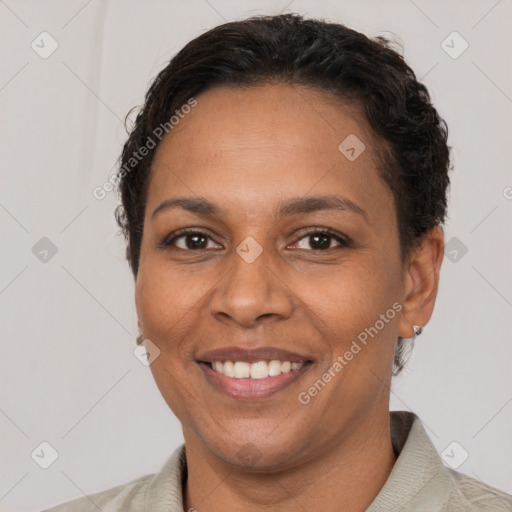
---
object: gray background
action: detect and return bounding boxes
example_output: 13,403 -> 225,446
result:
1,0 -> 511,510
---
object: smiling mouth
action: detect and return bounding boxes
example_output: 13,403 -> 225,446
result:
197,359 -> 314,399
199,359 -> 313,379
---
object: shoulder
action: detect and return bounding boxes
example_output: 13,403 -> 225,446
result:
40,473 -> 154,512
40,444 -> 187,512
445,469 -> 512,511
379,411 -> 512,512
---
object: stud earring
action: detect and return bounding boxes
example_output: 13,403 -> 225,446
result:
413,325 -> 423,337
136,334 -> 144,345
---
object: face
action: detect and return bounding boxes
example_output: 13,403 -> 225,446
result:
135,83 -> 431,470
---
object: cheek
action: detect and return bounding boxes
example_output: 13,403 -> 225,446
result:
308,261 -> 402,365
136,257 -> 203,324
135,256 -> 222,376
135,260 -> 187,355
136,264 -> 202,421
263,267 -> 397,376
310,284 -> 396,353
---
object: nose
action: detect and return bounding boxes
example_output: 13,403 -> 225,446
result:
208,244 -> 294,328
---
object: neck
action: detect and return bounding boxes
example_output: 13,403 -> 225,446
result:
182,412 -> 396,512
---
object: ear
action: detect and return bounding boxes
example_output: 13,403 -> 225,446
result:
135,284 -> 143,334
398,226 -> 444,338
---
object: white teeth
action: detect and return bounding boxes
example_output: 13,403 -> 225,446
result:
233,361 -> 250,378
209,359 -> 306,379
223,361 -> 235,377
281,361 -> 291,373
250,361 -> 268,379
268,360 -> 282,377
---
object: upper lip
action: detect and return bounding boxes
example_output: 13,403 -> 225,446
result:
196,346 -> 313,363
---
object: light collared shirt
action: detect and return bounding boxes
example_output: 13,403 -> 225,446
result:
42,411 -> 512,511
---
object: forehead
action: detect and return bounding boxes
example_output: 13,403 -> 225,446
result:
147,83 -> 394,224
156,83 -> 373,157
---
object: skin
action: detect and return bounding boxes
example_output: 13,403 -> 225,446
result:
134,83 -> 444,512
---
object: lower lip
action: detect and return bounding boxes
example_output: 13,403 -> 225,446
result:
198,362 -> 313,399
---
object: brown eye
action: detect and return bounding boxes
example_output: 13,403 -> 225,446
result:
308,233 -> 332,250
180,233 -> 209,250
292,229 -> 350,251
161,229 -> 222,251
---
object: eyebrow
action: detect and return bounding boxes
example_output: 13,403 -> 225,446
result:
151,195 -> 367,221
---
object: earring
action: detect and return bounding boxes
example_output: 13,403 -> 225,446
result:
413,325 -> 423,337
136,334 -> 144,345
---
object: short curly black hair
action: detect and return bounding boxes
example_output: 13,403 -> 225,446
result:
114,13 -> 451,375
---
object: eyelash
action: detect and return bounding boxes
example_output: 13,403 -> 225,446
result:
160,227 -> 351,252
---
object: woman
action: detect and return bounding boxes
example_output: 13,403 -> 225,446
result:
44,13 -> 512,512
